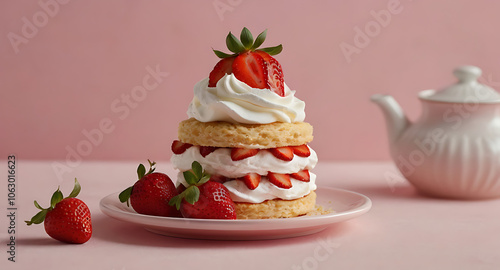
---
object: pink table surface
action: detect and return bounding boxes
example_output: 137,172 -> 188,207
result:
2,160 -> 500,270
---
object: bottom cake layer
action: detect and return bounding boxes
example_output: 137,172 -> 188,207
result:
235,191 -> 317,219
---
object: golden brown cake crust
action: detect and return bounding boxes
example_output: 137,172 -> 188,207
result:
234,191 -> 317,219
178,118 -> 313,149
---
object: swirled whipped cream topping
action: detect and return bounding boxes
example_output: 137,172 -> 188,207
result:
187,74 -> 306,124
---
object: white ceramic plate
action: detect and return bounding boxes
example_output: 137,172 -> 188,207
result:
99,187 -> 371,240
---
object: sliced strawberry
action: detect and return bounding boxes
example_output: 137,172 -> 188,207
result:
200,146 -> 218,157
231,148 -> 259,161
267,172 -> 292,189
171,140 -> 192,155
208,57 -> 235,87
232,52 -> 268,89
290,170 -> 310,182
254,50 -> 273,62
269,146 -> 294,161
210,174 -> 229,184
238,173 -> 261,190
291,144 -> 311,157
255,51 -> 285,97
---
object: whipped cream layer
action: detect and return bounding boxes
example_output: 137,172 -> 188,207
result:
171,146 -> 318,178
176,171 -> 317,203
187,74 -> 306,124
171,146 -> 318,203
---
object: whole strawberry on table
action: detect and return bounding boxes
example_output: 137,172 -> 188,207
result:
25,178 -> 92,244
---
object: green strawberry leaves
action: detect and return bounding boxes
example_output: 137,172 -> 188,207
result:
240,27 -> 253,49
137,159 -> 156,180
25,178 -> 81,226
183,186 -> 200,205
226,32 -> 245,53
50,189 -> 63,209
27,209 -> 49,225
251,29 -> 267,50
137,164 -> 146,180
213,27 -> 283,58
169,161 -> 211,210
67,178 -> 81,198
213,50 -> 234,59
118,187 -> 133,206
258,44 -> 283,56
119,159 -> 156,207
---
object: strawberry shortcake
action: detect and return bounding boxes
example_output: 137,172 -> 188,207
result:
171,28 -> 318,219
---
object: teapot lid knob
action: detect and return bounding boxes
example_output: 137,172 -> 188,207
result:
453,65 -> 482,83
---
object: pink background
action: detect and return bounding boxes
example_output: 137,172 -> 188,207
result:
2,0 -> 500,162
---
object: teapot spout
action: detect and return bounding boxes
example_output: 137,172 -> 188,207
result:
371,94 -> 410,144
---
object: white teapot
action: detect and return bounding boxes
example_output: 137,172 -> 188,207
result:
371,65 -> 500,199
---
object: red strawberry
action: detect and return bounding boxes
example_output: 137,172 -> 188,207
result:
177,184 -> 187,194
210,27 -> 284,94
268,172 -> 292,189
231,148 -> 259,161
44,198 -> 92,244
255,51 -> 285,96
200,146 -> 218,157
238,173 -> 261,190
269,146 -> 294,161
290,170 -> 310,182
25,179 -> 92,244
169,161 -> 236,219
180,181 -> 236,219
232,52 -> 268,89
210,174 -> 229,183
291,144 -> 311,157
208,56 -> 235,87
172,140 -> 193,154
119,160 -> 181,217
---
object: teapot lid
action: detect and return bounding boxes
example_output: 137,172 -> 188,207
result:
419,65 -> 500,103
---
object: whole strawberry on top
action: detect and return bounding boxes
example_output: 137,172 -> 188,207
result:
25,179 -> 92,244
169,161 -> 236,219
209,27 -> 285,96
119,160 -> 181,217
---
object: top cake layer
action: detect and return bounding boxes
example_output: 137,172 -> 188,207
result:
187,74 -> 306,124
